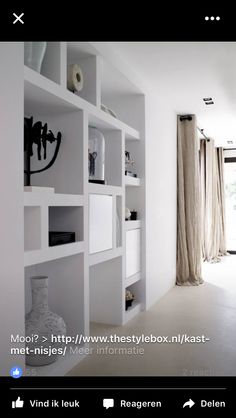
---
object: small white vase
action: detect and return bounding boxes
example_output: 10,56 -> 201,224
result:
25,276 -> 66,366
24,42 -> 47,73
125,207 -> 131,220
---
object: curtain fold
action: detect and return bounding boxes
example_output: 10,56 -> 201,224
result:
217,148 -> 228,255
200,140 -> 228,261
176,115 -> 203,285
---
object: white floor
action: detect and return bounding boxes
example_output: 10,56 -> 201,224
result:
69,255 -> 236,376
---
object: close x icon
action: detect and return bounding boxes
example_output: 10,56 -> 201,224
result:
13,12 -> 24,24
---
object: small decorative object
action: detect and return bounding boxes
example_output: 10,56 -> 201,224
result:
49,231 -> 76,246
125,290 -> 134,310
125,171 -> 137,178
24,42 -> 47,73
130,210 -> 138,221
88,127 -> 105,184
67,64 -> 84,93
25,276 -> 67,366
101,103 -> 117,118
125,151 -> 134,167
125,151 -> 137,177
125,207 -> 131,221
24,116 -> 62,186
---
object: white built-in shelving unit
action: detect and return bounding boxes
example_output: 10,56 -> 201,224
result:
5,41 -> 145,376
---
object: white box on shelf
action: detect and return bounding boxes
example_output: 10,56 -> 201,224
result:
125,176 -> 140,186
89,194 -> 113,254
126,229 -> 141,278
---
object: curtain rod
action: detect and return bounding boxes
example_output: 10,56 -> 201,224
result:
197,127 -> 210,142
179,115 -> 210,141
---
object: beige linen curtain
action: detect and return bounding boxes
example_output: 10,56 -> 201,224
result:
200,139 -> 227,261
176,115 -> 203,285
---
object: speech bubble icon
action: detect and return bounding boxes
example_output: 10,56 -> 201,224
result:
103,398 -> 114,409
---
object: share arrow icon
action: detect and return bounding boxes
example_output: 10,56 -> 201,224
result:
183,399 -> 195,408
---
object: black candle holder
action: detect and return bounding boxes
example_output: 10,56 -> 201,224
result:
130,210 -> 137,221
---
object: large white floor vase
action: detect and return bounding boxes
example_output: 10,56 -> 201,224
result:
25,276 -> 66,366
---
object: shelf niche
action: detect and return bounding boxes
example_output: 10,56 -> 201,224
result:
25,253 -> 86,338
88,128 -> 123,187
90,257 -> 123,325
67,43 -> 100,107
24,110 -> 85,195
49,206 -> 84,245
100,58 -> 145,132
124,281 -> 142,322
40,42 -> 64,85
24,42 -> 64,86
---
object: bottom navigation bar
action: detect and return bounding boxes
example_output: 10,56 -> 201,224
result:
1,376 -> 235,415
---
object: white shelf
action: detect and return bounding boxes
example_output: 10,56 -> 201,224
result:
26,344 -> 88,376
24,66 -> 140,140
125,220 -> 141,230
125,176 -> 140,186
24,65 -> 98,116
24,192 -> 84,207
125,272 -> 141,287
89,183 -> 122,196
89,247 -> 122,266
24,241 -> 85,266
125,131 -> 140,141
24,66 -> 80,114
124,302 -> 141,323
89,109 -> 140,140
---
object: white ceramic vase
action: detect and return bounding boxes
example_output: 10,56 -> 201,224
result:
25,276 -> 66,366
24,42 -> 47,73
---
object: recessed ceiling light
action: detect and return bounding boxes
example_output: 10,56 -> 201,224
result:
203,97 -> 212,101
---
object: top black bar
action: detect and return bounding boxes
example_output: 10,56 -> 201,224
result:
0,5 -> 234,41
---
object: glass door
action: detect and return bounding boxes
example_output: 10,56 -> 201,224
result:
224,160 -> 236,252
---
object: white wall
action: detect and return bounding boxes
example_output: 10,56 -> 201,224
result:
145,94 -> 177,308
0,43 -> 25,374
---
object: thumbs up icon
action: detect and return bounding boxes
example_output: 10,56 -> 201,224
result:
13,368 -> 20,376
12,397 -> 24,408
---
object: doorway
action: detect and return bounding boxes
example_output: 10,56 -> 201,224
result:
224,158 -> 236,253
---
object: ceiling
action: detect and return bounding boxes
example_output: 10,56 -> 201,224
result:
110,42 -> 236,147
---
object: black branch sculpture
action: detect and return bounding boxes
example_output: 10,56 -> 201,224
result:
24,116 -> 62,186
